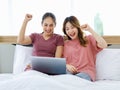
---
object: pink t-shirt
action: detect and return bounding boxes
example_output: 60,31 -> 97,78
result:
29,33 -> 64,57
63,35 -> 103,81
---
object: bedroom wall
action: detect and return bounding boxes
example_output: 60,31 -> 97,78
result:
0,44 -> 15,73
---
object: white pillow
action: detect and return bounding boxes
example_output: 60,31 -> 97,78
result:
96,48 -> 120,80
13,45 -> 33,74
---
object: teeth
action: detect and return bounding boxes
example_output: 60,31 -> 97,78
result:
46,30 -> 51,33
70,32 -> 75,37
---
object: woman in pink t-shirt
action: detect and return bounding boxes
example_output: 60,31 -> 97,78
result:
62,16 -> 107,81
17,12 -> 64,70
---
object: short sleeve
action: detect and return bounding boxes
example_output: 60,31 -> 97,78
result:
29,33 -> 37,43
56,35 -> 64,46
87,35 -> 103,53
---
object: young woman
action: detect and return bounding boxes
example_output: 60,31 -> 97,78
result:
17,12 -> 64,70
62,16 -> 107,81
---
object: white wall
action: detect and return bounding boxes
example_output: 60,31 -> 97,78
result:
0,0 -> 120,36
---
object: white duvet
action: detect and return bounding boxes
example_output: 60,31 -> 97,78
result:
0,70 -> 120,90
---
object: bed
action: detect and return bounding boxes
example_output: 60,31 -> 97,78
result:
1,70 -> 120,90
0,35 -> 120,90
0,45 -> 120,90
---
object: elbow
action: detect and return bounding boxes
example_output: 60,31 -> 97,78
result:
98,42 -> 108,49
103,41 -> 108,48
17,41 -> 23,45
17,39 -> 24,45
103,43 -> 108,48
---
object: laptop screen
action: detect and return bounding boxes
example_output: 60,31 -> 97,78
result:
30,56 -> 66,75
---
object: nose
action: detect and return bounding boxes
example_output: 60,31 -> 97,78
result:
68,29 -> 73,33
46,26 -> 51,30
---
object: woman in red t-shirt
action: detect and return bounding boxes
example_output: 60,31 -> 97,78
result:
17,12 -> 64,70
62,16 -> 107,81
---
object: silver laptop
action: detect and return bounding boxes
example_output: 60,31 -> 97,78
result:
30,56 -> 66,75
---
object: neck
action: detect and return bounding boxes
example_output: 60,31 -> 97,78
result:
71,37 -> 79,41
42,33 -> 53,40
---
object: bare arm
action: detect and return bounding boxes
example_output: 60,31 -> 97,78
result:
55,46 -> 64,58
81,24 -> 107,48
17,14 -> 32,45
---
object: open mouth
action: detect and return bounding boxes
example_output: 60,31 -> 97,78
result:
69,32 -> 75,38
45,30 -> 51,34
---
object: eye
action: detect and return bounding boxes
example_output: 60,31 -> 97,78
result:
65,28 -> 69,31
49,24 -> 53,27
44,24 -> 48,27
71,26 -> 74,29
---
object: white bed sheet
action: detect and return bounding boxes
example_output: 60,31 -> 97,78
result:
0,70 -> 120,90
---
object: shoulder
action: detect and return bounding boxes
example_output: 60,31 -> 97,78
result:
30,33 -> 42,37
53,33 -> 63,37
53,33 -> 64,39
64,40 -> 71,45
29,33 -> 42,40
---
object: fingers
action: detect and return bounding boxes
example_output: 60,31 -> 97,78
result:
80,24 -> 93,32
67,64 -> 78,74
24,14 -> 32,22
24,64 -> 32,71
81,24 -> 87,28
70,67 -> 77,74
80,24 -> 87,30
26,14 -> 32,19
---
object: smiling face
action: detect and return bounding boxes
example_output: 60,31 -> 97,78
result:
42,17 -> 56,36
63,16 -> 88,47
65,22 -> 78,40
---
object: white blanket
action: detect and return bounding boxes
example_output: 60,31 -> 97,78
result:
0,70 -> 120,90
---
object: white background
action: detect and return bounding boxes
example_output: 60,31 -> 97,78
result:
0,0 -> 120,36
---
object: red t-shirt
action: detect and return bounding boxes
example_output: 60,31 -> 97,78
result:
63,35 -> 103,81
29,33 -> 64,57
